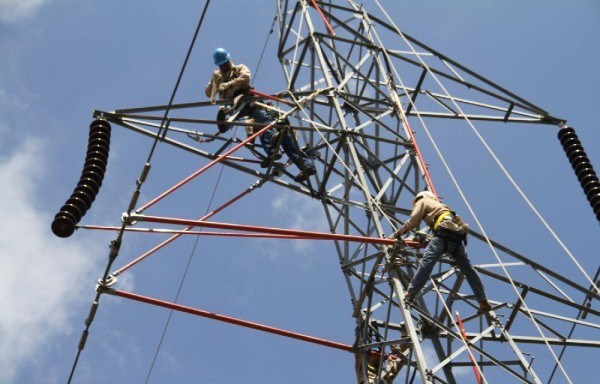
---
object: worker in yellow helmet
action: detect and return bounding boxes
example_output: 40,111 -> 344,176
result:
389,191 -> 491,312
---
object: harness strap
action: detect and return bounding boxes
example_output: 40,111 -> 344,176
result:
433,210 -> 452,230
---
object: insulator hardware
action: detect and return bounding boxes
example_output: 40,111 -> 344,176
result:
557,127 -> 600,221
52,119 -> 111,237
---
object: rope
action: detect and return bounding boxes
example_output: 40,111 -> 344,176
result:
252,13 -> 278,85
372,1 -> 576,381
145,161 -> 227,383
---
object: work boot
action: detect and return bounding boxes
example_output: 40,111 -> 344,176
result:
293,166 -> 316,182
478,300 -> 492,313
260,152 -> 282,168
404,291 -> 414,304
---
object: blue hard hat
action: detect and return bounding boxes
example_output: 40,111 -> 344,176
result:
213,48 -> 230,66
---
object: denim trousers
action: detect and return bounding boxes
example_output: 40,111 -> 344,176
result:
241,105 -> 313,171
408,235 -> 487,302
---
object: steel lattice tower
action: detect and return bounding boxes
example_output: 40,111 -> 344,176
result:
70,1 -> 600,383
271,2 -> 599,383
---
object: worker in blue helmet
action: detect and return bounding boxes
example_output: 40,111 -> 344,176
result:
205,48 -> 316,183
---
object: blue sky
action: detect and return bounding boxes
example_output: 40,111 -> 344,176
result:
1,1 -> 599,383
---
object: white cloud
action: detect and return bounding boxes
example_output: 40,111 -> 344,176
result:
0,88 -> 28,112
0,0 -> 51,23
271,189 -> 327,253
0,136 -> 102,383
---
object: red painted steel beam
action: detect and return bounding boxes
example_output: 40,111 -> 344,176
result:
113,186 -> 257,275
138,122 -> 275,213
456,311 -> 482,384
106,288 -> 353,353
131,214 -> 420,247
248,89 -> 293,106
397,108 -> 438,199
81,225 -> 309,239
309,0 -> 336,36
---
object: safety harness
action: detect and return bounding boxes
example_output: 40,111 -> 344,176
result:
432,210 -> 468,245
433,210 -> 452,231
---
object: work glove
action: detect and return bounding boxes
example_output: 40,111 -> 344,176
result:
388,232 -> 405,246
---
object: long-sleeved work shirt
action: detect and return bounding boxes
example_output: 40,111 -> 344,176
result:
205,62 -> 251,100
395,198 -> 450,237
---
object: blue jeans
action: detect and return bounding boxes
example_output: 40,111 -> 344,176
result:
240,104 -> 313,171
408,235 -> 487,302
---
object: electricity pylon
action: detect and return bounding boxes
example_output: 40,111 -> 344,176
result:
85,1 -> 599,383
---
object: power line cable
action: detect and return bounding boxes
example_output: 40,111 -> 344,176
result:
145,161 -> 227,383
67,2 -> 212,382
371,2 -> 577,381
147,0 -> 212,162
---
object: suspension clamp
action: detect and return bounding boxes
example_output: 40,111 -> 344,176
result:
97,274 -> 118,288
121,212 -> 141,225
96,284 -> 116,295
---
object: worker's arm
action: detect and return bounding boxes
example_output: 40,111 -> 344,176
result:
219,64 -> 251,92
205,72 -> 221,98
390,200 -> 426,239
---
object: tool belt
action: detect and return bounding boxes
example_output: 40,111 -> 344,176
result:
434,226 -> 466,243
215,91 -> 257,134
432,210 -> 468,244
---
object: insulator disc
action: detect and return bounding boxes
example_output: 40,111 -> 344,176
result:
57,203 -> 84,223
89,127 -> 111,139
557,127 -> 577,141
86,147 -> 110,162
574,163 -> 595,178
71,190 -> 93,210
578,168 -> 598,181
66,196 -> 89,216
567,147 -> 587,162
82,163 -> 106,178
74,184 -> 98,203
90,119 -> 111,133
89,130 -> 111,141
560,136 -> 580,150
80,170 -> 104,187
51,215 -> 78,238
83,155 -> 108,170
589,199 -> 600,213
581,178 -> 600,193
85,150 -> 109,163
87,139 -> 110,153
583,180 -> 600,195
570,154 -> 590,169
88,137 -> 110,152
585,186 -> 600,202
76,177 -> 101,194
